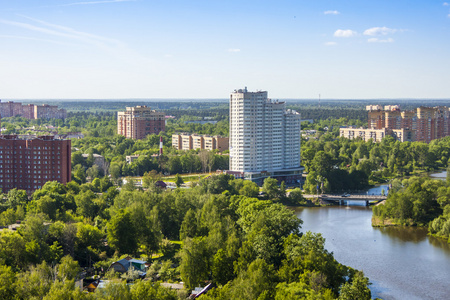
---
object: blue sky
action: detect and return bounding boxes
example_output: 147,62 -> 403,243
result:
1,0 -> 450,99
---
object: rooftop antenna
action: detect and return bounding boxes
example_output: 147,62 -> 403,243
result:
319,94 -> 321,108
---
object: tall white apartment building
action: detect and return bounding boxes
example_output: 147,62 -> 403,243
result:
228,87 -> 302,185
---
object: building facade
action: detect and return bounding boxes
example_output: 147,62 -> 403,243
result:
343,105 -> 450,143
339,127 -> 413,142
0,135 -> 71,193
0,100 -> 67,119
172,134 -> 229,151
34,104 -> 67,119
227,88 -> 302,184
117,106 -> 165,139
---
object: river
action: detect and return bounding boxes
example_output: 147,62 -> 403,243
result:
294,185 -> 450,300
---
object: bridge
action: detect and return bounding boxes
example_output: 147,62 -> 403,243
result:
303,194 -> 386,206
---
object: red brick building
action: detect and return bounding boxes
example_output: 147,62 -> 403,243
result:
0,135 -> 71,193
117,106 -> 165,139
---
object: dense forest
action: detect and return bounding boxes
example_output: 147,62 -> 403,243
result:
0,174 -> 372,299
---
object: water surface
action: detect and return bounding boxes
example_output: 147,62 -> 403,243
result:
295,205 -> 450,300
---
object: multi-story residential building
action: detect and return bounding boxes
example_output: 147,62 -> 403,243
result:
0,100 -> 66,119
23,104 -> 35,119
0,135 -> 71,193
34,104 -> 67,119
0,101 -> 23,118
227,88 -> 302,185
368,110 -> 385,131
172,134 -> 229,151
204,135 -> 229,151
180,134 -> 193,150
117,106 -> 165,139
344,105 -> 450,143
172,134 -> 182,150
192,135 -> 204,150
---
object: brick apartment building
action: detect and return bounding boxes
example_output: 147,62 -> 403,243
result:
341,105 -> 450,143
0,100 -> 67,119
0,135 -> 71,193
172,134 -> 229,151
117,106 -> 165,139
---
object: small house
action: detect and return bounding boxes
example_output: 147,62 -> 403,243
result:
108,257 -> 147,273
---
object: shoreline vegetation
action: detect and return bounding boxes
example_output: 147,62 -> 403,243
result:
371,174 -> 450,243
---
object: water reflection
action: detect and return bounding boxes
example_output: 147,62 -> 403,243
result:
374,226 -> 428,243
428,235 -> 450,252
296,206 -> 450,300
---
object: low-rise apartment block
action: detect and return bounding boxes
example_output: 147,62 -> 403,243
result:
340,127 -> 414,142
172,134 -> 229,151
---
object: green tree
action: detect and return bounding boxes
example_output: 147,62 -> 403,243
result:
5,188 -> 28,210
0,265 -> 16,300
288,188 -> 305,205
262,177 -> 280,200
107,209 -> 138,255
174,173 -> 184,188
109,162 -> 122,180
338,271 -> 371,300
130,280 -> 178,300
57,255 -> 81,282
227,259 -> 276,300
239,180 -> 259,198
179,237 -> 210,290
0,231 -> 27,270
142,170 -> 162,189
75,190 -> 98,219
180,209 -> 198,240
15,262 -> 53,299
42,280 -> 85,300
76,223 -> 103,251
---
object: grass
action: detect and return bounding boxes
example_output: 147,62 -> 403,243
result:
162,173 -> 211,182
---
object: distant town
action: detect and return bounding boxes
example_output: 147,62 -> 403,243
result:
0,92 -> 449,299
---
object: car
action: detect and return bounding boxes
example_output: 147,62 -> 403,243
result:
341,193 -> 350,197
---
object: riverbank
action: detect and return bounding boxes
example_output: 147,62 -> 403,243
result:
295,205 -> 450,300
371,215 -> 415,227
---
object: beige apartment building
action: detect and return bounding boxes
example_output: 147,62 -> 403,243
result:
340,127 -> 414,142
172,134 -> 229,151
342,105 -> 449,143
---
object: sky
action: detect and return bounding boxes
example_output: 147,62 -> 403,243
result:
1,0 -> 450,99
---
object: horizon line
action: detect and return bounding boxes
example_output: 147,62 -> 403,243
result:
3,98 -> 450,101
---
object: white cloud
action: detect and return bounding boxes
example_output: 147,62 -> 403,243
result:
364,27 -> 397,36
228,48 -> 241,53
443,2 -> 449,6
334,29 -> 357,38
0,34 -> 77,46
324,42 -> 337,46
367,38 -> 394,43
324,10 -> 340,15
15,14 -> 123,46
60,0 -> 135,6
0,15 -> 149,65
448,13 -> 450,18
